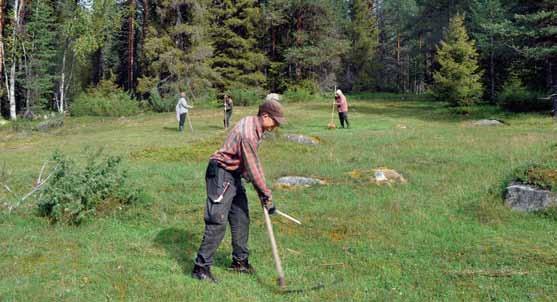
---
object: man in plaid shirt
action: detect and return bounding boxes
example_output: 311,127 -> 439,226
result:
192,94 -> 286,283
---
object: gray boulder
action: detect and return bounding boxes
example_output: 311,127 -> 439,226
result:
285,134 -> 320,145
276,176 -> 325,187
35,117 -> 64,132
504,182 -> 557,212
473,119 -> 504,126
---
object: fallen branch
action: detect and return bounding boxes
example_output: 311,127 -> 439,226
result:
8,162 -> 58,213
1,182 -> 13,193
445,269 -> 529,277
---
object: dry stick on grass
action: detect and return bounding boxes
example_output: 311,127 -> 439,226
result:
1,182 -> 13,193
286,248 -> 302,255
446,269 -> 529,277
320,263 -> 345,267
8,162 -> 58,213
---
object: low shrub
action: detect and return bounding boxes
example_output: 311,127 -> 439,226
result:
71,80 -> 140,117
282,88 -> 313,103
147,87 -> 176,112
37,151 -> 144,225
227,87 -> 265,106
283,80 -> 322,103
497,76 -> 548,112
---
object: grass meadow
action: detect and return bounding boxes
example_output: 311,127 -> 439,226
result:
1,95 -> 557,301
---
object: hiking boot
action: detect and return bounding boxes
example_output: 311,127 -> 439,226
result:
229,259 -> 256,274
191,265 -> 218,283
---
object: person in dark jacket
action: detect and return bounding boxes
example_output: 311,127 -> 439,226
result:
223,94 -> 233,129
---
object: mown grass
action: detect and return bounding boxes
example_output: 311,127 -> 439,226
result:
1,96 -> 557,301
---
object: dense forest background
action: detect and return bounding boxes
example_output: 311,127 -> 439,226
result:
0,0 -> 555,120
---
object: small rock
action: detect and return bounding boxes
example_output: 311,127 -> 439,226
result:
372,168 -> 406,184
504,182 -> 557,212
276,176 -> 325,187
348,168 -> 407,185
473,119 -> 504,126
285,134 -> 320,145
35,117 -> 64,131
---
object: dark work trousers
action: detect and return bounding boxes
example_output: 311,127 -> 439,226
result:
195,160 -> 249,268
179,113 -> 187,131
224,109 -> 232,128
338,112 -> 350,128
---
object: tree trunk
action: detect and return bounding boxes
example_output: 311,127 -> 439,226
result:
489,36 -> 495,102
9,62 -> 15,119
0,0 -> 5,77
8,0 -> 24,120
396,32 -> 401,91
295,12 -> 303,80
59,47 -> 66,113
128,0 -> 135,92
547,59 -> 554,90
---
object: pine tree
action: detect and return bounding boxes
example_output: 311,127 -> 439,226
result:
433,14 -> 484,106
282,0 -> 348,89
210,0 -> 266,90
21,0 -> 58,113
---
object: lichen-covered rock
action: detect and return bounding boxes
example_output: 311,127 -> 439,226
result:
285,134 -> 320,145
276,176 -> 325,188
473,119 -> 504,126
504,182 -> 557,212
348,168 -> 406,185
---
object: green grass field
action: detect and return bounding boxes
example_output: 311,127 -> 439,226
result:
1,96 -> 557,301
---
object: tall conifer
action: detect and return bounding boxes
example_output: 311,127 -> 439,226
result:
210,0 -> 266,90
433,14 -> 484,106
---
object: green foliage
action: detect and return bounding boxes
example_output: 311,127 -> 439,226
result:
37,151 -> 144,225
146,87 -> 176,113
283,79 -> 321,103
349,0 -> 380,91
22,0 -> 59,109
433,14 -> 484,106
71,80 -> 139,116
226,87 -> 265,106
210,0 -> 267,90
510,163 -> 557,193
497,75 -> 548,112
143,1 -> 216,98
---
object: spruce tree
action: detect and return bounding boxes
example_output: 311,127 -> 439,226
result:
513,0 -> 557,89
22,0 -> 58,113
210,0 -> 266,90
350,0 -> 379,91
469,0 -> 508,101
140,1 -> 216,99
433,14 -> 483,106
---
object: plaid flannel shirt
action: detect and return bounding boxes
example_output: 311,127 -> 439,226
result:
210,116 -> 271,201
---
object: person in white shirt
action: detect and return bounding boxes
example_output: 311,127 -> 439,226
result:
175,92 -> 193,132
